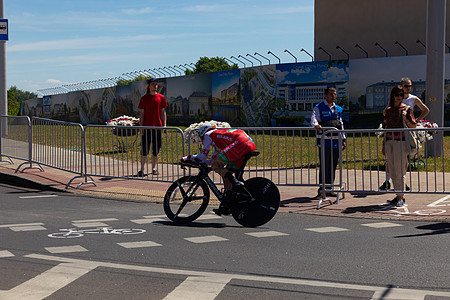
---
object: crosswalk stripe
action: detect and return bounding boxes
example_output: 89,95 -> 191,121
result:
118,241 -> 162,248
0,250 -> 14,258
245,231 -> 289,238
10,225 -> 47,231
305,227 -> 349,233
361,222 -> 403,228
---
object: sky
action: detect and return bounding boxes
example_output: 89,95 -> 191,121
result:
4,0 -> 314,95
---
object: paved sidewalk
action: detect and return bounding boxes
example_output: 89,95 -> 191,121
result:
1,159 -> 449,221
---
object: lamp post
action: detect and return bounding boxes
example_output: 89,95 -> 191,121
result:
246,53 -> 262,66
151,68 -> 163,78
231,56 -> 245,67
183,64 -> 194,71
173,65 -> 185,76
318,47 -> 331,60
300,48 -> 314,61
354,44 -> 369,58
224,57 -> 236,66
336,46 -> 349,60
394,41 -> 408,56
416,39 -> 426,49
0,0 -> 7,132
238,55 -> 253,67
284,49 -> 297,63
163,66 -> 176,77
158,67 -> 170,77
374,42 -> 388,57
254,52 -> 270,64
267,51 -> 280,64
122,73 -> 134,79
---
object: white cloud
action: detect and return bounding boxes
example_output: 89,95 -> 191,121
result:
122,7 -> 154,15
322,67 -> 349,81
182,5 -> 232,13
46,79 -> 62,84
292,66 -> 312,75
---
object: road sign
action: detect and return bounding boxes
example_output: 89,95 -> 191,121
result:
0,19 -> 8,41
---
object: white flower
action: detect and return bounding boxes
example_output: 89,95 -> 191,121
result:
184,120 -> 231,144
106,115 -> 140,127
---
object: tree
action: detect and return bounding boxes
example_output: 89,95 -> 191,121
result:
186,57 -> 238,75
7,86 -> 37,116
116,74 -> 152,86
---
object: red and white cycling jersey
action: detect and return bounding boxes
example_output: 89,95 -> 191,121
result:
190,129 -> 255,169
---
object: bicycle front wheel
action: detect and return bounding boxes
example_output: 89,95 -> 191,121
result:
164,176 -> 210,224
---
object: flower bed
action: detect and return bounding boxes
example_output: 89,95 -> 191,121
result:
106,115 -> 140,127
183,120 -> 231,144
416,119 -> 439,142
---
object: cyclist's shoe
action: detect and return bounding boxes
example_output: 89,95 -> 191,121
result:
230,181 -> 245,194
379,180 -> 391,190
213,206 -> 231,216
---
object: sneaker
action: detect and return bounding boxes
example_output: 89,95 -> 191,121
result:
326,192 -> 337,197
152,169 -> 159,175
405,185 -> 410,191
388,198 -> 405,206
379,181 -> 391,190
137,170 -> 145,177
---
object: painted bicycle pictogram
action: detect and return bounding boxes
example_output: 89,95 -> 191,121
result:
48,227 -> 146,239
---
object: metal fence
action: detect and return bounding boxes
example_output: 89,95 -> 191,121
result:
1,116 -> 449,199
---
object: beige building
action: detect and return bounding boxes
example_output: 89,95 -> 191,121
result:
314,0 -> 450,61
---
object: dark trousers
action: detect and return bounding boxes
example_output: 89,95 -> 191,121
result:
318,147 -> 340,188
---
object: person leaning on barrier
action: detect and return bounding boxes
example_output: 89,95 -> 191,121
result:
310,87 -> 346,200
180,122 -> 256,215
382,86 -> 417,206
379,77 -> 429,190
137,78 -> 168,177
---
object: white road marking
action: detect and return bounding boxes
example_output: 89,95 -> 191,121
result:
45,245 -> 88,254
20,254 -> 450,300
0,261 -> 97,300
9,225 -> 47,231
0,223 -> 44,228
131,218 -> 165,224
185,235 -> 228,244
428,195 -> 450,207
361,222 -> 404,229
305,227 -> 349,233
143,215 -> 168,219
197,214 -> 223,220
245,231 -> 289,238
117,241 -> 162,248
72,222 -> 108,228
72,218 -> 118,223
0,250 -> 14,258
163,275 -> 232,300
19,195 -> 58,199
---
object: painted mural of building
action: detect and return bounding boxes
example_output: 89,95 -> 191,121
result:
365,80 -> 426,108
220,83 -> 238,104
277,81 -> 348,111
188,92 -> 210,117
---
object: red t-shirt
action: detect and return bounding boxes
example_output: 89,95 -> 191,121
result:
138,93 -> 168,126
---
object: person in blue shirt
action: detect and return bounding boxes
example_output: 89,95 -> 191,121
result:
310,87 -> 346,199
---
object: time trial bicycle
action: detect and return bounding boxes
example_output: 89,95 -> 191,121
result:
163,151 -> 280,227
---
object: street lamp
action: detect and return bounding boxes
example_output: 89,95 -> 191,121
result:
151,68 -> 163,78
158,67 -> 169,77
284,49 -> 297,63
374,42 -> 388,57
318,47 -> 331,60
164,66 -> 176,77
246,53 -> 262,66
184,64 -> 194,71
224,57 -> 236,66
300,48 -> 314,61
231,56 -> 245,67
354,44 -> 369,58
267,51 -> 280,64
416,39 -> 426,49
173,65 -> 185,75
394,41 -> 408,56
254,52 -> 270,64
239,55 -> 253,67
336,46 -> 349,60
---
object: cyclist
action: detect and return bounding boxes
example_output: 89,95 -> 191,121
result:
181,122 -> 256,215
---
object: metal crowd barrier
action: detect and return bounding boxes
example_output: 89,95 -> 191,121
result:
0,115 -> 36,170
1,115 -> 449,202
84,125 -> 185,182
319,127 -> 449,208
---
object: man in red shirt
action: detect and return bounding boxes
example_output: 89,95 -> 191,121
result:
138,78 -> 168,176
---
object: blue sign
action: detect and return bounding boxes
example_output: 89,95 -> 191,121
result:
0,19 -> 8,41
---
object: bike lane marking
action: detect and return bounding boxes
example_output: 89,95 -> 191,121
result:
20,254 -> 450,300
0,250 -> 14,258
427,195 -> 450,207
45,245 -> 88,254
19,195 -> 58,199
117,241 -> 162,249
163,275 -> 232,300
0,223 -> 47,232
184,235 -> 229,244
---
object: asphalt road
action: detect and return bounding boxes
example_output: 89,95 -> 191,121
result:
1,183 -> 449,300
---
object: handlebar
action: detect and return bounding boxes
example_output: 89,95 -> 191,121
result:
179,160 -> 209,170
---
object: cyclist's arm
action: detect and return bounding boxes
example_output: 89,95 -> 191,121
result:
185,135 -> 213,162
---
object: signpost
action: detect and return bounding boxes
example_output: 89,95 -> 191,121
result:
0,0 -> 7,137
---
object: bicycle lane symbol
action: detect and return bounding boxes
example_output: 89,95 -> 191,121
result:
48,227 -> 146,239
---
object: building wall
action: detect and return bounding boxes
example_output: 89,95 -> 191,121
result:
314,0 -> 450,61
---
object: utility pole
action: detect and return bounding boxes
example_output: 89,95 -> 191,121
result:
425,0 -> 446,156
0,0 -> 7,136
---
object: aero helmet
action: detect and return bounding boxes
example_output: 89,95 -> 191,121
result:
197,122 -> 215,138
